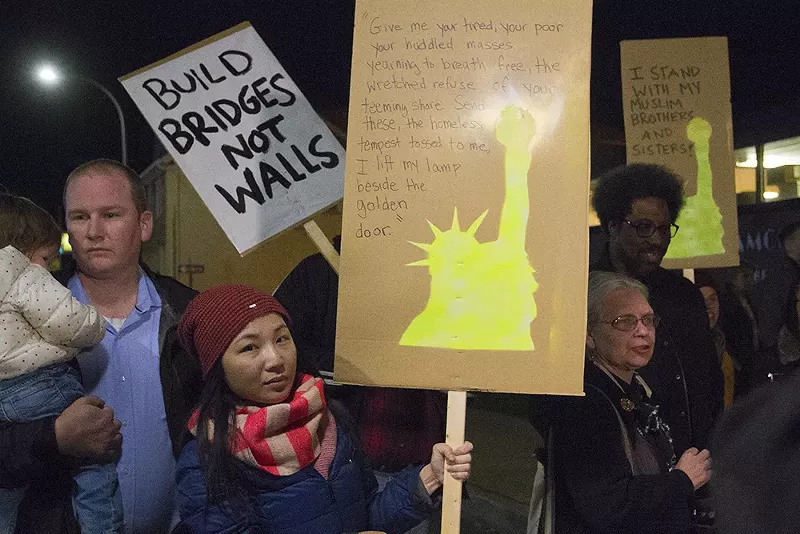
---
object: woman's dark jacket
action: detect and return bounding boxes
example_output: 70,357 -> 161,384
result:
591,251 -> 723,455
175,421 -> 433,534
551,362 -> 694,533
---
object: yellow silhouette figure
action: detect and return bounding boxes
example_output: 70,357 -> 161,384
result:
664,117 -> 725,258
400,106 -> 539,350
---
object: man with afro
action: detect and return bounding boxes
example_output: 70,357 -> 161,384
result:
591,163 -> 724,456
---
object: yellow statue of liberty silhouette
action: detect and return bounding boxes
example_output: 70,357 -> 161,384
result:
400,105 -> 539,350
664,117 -> 725,258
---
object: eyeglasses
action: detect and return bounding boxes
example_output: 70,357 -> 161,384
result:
598,313 -> 661,332
623,219 -> 679,238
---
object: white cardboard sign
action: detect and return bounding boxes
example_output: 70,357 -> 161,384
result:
121,22 -> 344,254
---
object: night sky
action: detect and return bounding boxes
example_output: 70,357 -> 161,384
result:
1,0 -> 798,218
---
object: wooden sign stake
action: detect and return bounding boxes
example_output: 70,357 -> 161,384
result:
303,219 -> 339,275
441,390 -> 467,534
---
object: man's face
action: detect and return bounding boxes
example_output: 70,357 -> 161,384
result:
64,170 -> 152,279
608,196 -> 672,279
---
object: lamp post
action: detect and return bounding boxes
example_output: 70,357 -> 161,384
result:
36,65 -> 127,166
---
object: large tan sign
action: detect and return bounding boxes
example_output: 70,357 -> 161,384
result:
621,37 -> 739,269
335,0 -> 593,394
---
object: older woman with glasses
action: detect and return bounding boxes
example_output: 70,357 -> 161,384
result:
551,271 -> 711,533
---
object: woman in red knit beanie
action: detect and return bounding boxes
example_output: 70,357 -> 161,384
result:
173,284 -> 472,533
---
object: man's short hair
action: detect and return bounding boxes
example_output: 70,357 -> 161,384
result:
64,159 -> 147,213
592,163 -> 684,230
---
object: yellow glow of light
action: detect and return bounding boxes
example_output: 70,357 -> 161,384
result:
400,106 -> 539,351
665,117 -> 725,258
60,233 -> 72,253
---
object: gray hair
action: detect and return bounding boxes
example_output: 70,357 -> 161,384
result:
587,271 -> 649,326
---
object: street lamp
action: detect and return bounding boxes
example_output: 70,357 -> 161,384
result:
35,64 -> 128,166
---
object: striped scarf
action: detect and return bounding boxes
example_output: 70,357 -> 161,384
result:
188,374 -> 327,476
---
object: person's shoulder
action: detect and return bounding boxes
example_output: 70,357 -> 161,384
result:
581,367 -> 630,421
144,267 -> 198,310
712,370 -> 800,515
286,251 -> 337,283
589,255 -> 613,273
284,236 -> 340,282
146,269 -> 195,294
716,368 -> 800,441
1,245 -> 26,262
176,439 -> 209,488
550,387 -> 622,452
1,249 -> 61,301
328,399 -> 358,438
0,246 -> 29,276
650,267 -> 700,296
582,382 -> 619,416
548,386 -> 612,428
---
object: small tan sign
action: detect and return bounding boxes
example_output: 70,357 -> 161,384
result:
621,37 -> 740,269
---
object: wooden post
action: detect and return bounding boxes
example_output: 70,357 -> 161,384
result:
303,219 -> 339,275
441,390 -> 467,534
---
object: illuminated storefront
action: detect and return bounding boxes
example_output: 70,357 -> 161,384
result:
735,136 -> 800,204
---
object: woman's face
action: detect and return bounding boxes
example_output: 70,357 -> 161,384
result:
699,286 -> 720,327
221,313 -> 297,405
587,288 -> 655,378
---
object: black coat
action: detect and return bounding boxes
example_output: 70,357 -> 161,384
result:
591,252 -> 723,454
712,367 -> 800,533
552,363 -> 694,533
273,239 -> 340,374
175,425 -> 431,534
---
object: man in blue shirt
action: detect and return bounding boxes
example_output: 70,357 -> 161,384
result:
57,159 -> 201,533
0,159 -> 201,533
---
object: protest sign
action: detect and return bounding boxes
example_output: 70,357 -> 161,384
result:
121,22 -> 345,255
621,37 -> 739,269
335,0 -> 594,396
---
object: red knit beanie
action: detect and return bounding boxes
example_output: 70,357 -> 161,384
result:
178,284 -> 291,377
